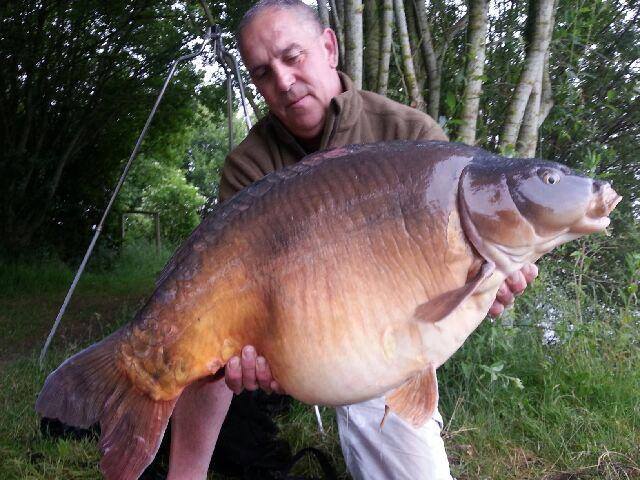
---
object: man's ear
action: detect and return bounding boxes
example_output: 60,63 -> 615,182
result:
321,28 -> 339,68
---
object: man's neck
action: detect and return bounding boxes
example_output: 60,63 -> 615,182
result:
297,134 -> 322,154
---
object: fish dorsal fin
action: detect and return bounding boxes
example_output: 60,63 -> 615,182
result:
384,364 -> 438,427
414,261 -> 495,324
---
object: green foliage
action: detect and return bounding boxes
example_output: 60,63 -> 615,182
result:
142,165 -> 206,244
183,104 -> 247,210
0,240 -> 171,299
119,155 -> 206,245
116,103 -> 243,246
0,0 -> 203,254
540,0 -> 640,208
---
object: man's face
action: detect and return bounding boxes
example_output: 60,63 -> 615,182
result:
240,8 -> 341,141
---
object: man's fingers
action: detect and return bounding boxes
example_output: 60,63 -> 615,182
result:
256,356 -> 273,394
270,380 -> 285,395
225,346 -> 284,396
225,357 -> 243,394
488,298 -> 505,317
241,346 -> 258,391
506,270 -> 527,295
495,282 -> 515,307
523,263 -> 539,283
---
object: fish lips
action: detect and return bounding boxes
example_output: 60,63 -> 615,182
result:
571,181 -> 622,234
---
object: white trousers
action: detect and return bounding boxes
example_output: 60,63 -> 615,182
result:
335,396 -> 453,480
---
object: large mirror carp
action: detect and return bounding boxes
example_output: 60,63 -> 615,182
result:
36,141 -> 621,480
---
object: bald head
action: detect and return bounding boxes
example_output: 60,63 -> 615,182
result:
238,0 -> 323,54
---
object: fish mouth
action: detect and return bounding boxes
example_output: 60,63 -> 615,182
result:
572,182 -> 622,234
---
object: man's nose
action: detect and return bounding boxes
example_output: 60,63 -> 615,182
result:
273,64 -> 295,92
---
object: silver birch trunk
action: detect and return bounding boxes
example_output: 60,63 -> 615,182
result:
516,71 -> 543,157
392,40 -> 409,94
458,0 -> 489,146
393,0 -> 425,109
318,0 -> 330,28
364,0 -> 380,90
329,0 -> 346,66
345,0 -> 364,88
538,53 -> 554,126
500,0 -> 556,152
377,0 -> 394,95
516,2 -> 556,157
404,0 -> 425,89
413,0 -> 465,120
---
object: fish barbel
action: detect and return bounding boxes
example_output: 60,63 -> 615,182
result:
36,141 -> 621,480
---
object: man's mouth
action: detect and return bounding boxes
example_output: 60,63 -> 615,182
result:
287,95 -> 308,108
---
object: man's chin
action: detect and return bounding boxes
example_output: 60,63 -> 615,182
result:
283,116 -> 324,142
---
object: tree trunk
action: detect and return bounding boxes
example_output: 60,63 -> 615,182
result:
516,1 -> 557,157
317,0 -> 330,28
500,0 -> 556,152
516,73 -> 543,157
393,0 -> 424,109
329,0 -> 346,67
458,0 -> 489,146
377,0 -> 394,95
363,0 -> 380,91
392,40 -> 409,94
244,87 -> 265,120
413,1 -> 467,120
404,0 -> 425,90
538,53 -> 554,126
345,0 -> 364,88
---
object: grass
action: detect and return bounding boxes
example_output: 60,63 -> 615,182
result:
0,242 -> 169,479
1,242 -> 638,479
440,322 -> 640,479
0,353 -> 102,479
275,402 -> 347,478
439,269 -> 640,479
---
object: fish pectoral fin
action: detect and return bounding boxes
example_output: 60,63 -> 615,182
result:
384,364 -> 438,428
414,261 -> 495,323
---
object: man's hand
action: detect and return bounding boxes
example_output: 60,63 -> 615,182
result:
488,263 -> 538,317
224,345 -> 285,395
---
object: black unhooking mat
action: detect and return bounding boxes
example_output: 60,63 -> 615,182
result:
41,390 -> 338,480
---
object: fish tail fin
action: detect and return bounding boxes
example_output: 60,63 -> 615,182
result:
36,332 -> 177,480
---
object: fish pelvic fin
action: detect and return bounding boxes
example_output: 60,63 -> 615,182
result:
35,331 -> 177,480
414,261 -> 495,323
384,364 -> 438,428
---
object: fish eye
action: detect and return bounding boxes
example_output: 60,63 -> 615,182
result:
541,170 -> 561,185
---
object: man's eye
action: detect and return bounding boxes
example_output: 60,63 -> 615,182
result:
253,69 -> 267,79
286,52 -> 302,63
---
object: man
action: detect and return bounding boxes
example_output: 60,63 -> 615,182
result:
167,1 -> 537,479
